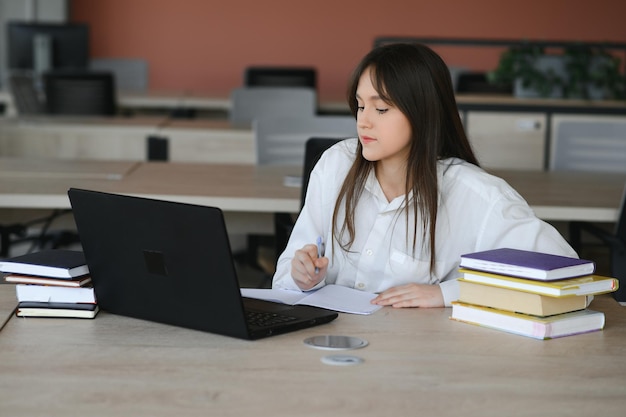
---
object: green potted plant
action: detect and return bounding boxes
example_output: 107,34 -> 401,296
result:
488,44 -> 566,98
488,42 -> 625,100
566,46 -> 626,100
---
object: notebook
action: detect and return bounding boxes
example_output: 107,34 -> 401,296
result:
67,188 -> 338,340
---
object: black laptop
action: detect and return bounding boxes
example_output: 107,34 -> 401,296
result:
67,188 -> 338,340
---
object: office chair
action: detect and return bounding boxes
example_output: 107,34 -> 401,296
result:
253,115 -> 356,165
569,186 -> 626,302
549,117 -> 626,174
551,117 -> 626,302
90,58 -> 148,92
44,70 -> 117,116
230,87 -> 316,127
244,67 -> 316,89
7,72 -> 45,115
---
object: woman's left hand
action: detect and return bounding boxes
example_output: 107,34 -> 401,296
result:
371,283 -> 444,308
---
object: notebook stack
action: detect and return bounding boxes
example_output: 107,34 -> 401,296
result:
450,248 -> 618,340
0,249 -> 99,319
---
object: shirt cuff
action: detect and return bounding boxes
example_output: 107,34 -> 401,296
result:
439,279 -> 460,307
274,274 -> 326,292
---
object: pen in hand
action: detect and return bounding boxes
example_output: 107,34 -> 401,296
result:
315,236 -> 324,274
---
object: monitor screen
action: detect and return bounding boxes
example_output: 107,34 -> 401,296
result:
245,67 -> 316,89
7,21 -> 89,72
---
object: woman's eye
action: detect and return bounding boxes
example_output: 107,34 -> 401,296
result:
355,104 -> 388,114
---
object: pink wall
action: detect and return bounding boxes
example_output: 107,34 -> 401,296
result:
70,0 -> 626,100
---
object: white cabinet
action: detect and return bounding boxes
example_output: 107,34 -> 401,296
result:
0,117 -> 255,163
465,111 -> 546,170
0,118 -> 149,161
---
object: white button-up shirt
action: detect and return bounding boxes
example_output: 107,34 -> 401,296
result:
272,138 -> 577,306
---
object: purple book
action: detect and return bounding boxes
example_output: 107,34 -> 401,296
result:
459,248 -> 595,281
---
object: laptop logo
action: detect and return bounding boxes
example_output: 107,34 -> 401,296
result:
143,250 -> 168,276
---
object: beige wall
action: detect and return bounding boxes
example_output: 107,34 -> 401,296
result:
70,0 -> 626,99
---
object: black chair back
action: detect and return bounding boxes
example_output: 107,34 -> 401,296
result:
244,67 -> 316,89
44,71 -> 116,115
8,73 -> 45,115
300,137 -> 342,208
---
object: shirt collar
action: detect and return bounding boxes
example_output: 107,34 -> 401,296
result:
362,158 -> 466,213
364,169 -> 408,212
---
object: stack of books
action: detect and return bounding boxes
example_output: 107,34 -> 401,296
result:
450,248 -> 618,340
0,249 -> 99,319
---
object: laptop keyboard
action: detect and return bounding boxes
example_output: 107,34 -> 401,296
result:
246,310 -> 298,328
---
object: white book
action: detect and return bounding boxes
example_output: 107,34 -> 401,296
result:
16,302 -> 99,319
451,302 -> 605,340
16,284 -> 96,304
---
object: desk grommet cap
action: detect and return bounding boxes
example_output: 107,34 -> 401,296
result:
321,354 -> 364,366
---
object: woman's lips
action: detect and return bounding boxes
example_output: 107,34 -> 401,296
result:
360,135 -> 376,145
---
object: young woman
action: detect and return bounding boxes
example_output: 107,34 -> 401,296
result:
272,43 -> 576,308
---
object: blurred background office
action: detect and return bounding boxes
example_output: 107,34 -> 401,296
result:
1,0 -> 625,289
1,0 -> 625,100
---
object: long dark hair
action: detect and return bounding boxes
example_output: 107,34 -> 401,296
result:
332,43 -> 479,272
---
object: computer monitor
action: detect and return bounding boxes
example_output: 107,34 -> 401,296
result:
7,21 -> 90,73
244,67 -> 316,89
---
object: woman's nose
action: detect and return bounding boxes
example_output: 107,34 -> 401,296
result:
357,109 -> 372,129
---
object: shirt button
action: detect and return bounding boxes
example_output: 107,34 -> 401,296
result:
366,249 -> 373,256
357,283 -> 365,289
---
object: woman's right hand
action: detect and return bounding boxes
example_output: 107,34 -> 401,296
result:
290,243 -> 328,290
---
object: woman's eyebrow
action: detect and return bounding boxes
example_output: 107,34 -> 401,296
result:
355,93 -> 382,101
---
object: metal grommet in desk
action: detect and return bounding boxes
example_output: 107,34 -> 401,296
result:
303,335 -> 369,350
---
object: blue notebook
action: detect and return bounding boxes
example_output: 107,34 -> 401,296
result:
459,248 -> 595,281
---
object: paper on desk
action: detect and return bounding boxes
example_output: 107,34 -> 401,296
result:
241,284 -> 381,315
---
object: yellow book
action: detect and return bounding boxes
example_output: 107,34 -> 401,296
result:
459,268 -> 618,297
458,279 -> 587,316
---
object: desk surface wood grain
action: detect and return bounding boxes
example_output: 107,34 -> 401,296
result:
0,157 -> 139,180
493,169 -> 626,221
0,282 -> 624,417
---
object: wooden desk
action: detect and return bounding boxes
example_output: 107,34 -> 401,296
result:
2,160 -> 624,222
0,282 -> 624,417
0,283 -> 17,329
0,158 -> 139,209
109,162 -> 301,213
0,115 -> 166,161
117,90 -> 349,115
0,161 -> 301,236
5,113 -> 626,177
160,119 -> 255,164
492,169 -> 626,222
0,161 -> 300,213
0,116 -> 254,164
0,157 -> 139,180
